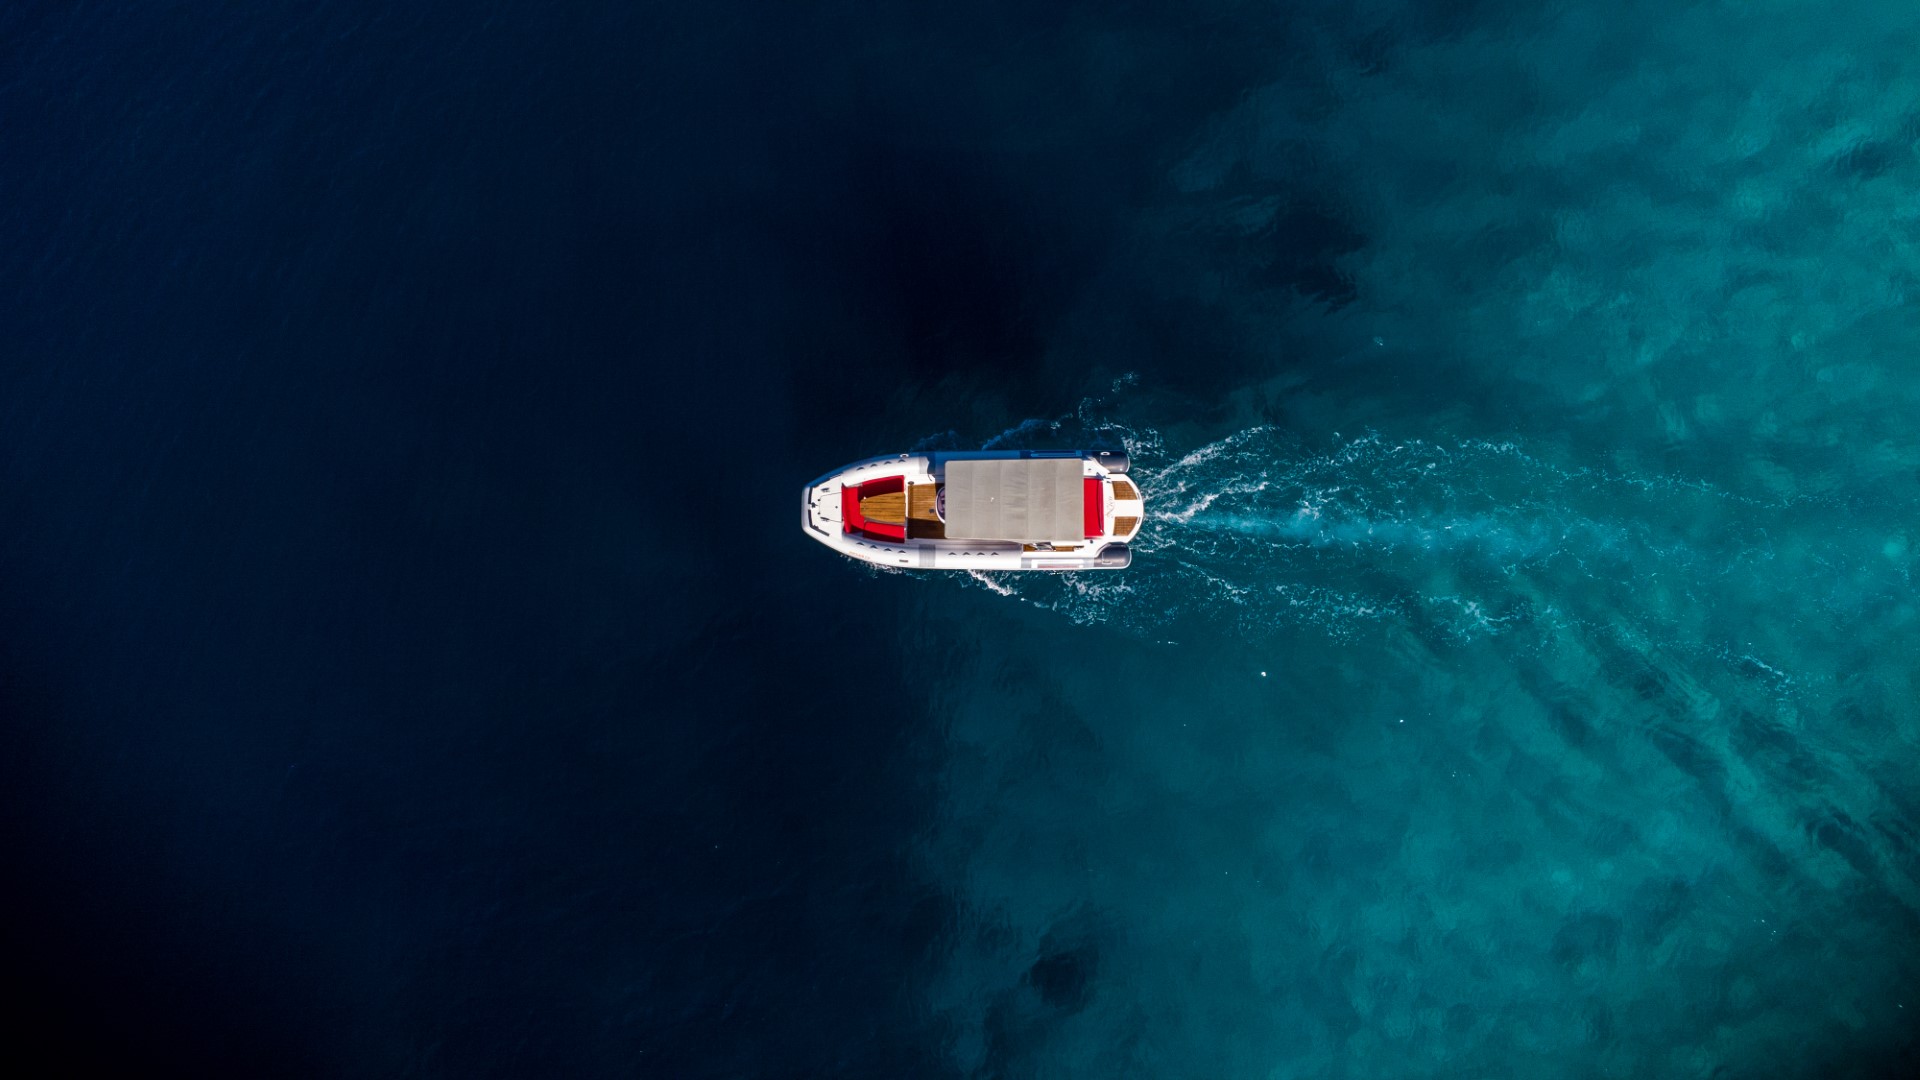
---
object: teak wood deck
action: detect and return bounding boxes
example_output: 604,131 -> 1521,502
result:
865,481 -> 1133,543
906,482 -> 944,539
859,490 -> 906,524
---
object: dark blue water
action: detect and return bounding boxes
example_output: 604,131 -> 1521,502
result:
5,2 -> 1918,1076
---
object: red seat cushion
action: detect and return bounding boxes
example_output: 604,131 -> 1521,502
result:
842,484 -> 865,534
842,475 -> 907,541
1084,476 -> 1104,538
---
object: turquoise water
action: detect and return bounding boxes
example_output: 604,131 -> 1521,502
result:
892,4 -> 1920,1075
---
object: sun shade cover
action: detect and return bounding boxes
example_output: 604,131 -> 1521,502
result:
942,458 -> 1084,543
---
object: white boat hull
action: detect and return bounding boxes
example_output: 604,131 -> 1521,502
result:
801,451 -> 1142,571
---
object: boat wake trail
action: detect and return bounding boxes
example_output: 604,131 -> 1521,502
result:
946,399 -> 1897,669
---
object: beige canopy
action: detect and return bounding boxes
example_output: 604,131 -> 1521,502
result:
943,458 -> 1084,543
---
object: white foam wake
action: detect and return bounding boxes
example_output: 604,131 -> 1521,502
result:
921,391 -> 1885,667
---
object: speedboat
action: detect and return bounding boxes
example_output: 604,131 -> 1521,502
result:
802,450 -> 1141,571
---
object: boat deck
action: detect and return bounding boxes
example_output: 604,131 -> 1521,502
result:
907,482 -> 944,539
859,489 -> 906,524
862,477 -> 1130,543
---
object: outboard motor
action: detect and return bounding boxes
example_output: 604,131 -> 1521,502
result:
1090,449 -> 1129,474
1092,544 -> 1131,569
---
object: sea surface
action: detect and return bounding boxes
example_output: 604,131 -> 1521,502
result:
4,1 -> 1919,1077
